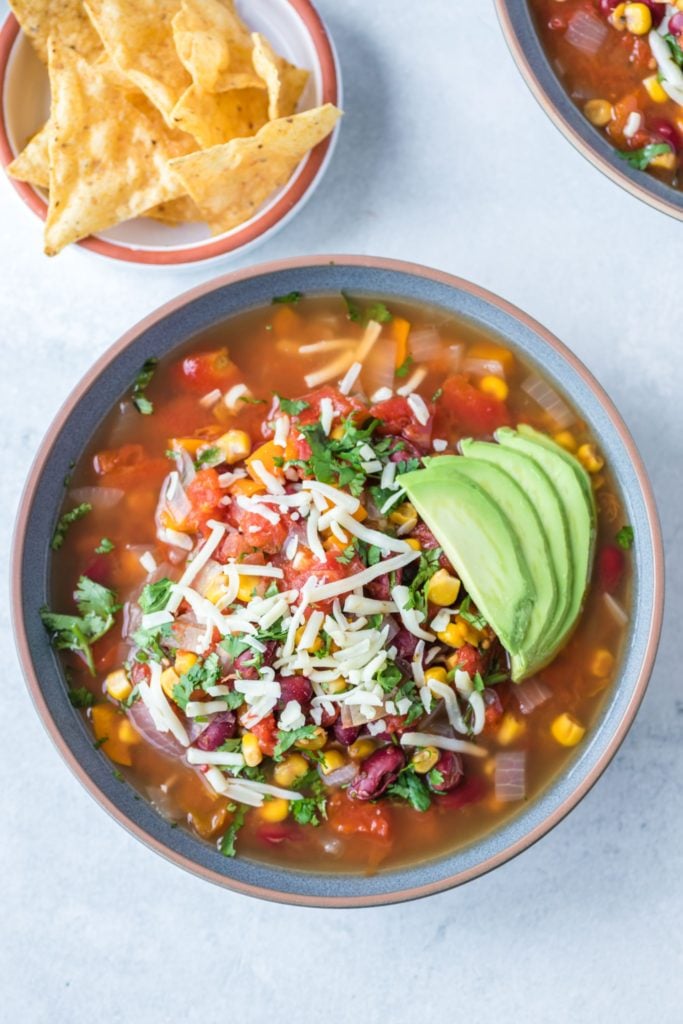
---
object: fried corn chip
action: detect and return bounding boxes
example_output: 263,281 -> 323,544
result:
169,103 -> 341,235
172,0 -> 262,94
44,41 -> 195,255
251,33 -> 309,121
8,0 -> 101,63
7,122 -> 50,189
143,196 -> 201,223
84,0 -> 190,122
171,83 -> 268,148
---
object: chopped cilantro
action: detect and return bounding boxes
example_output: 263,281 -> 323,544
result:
172,653 -> 221,710
370,456 -> 421,512
395,355 -> 414,379
404,702 -> 424,726
617,143 -> 671,171
139,578 -> 173,614
131,357 -> 158,415
388,766 -> 431,811
51,502 -> 92,550
275,395 -> 310,416
665,33 -> 683,68
194,446 -> 223,469
341,291 -> 393,325
296,416 -> 390,498
220,634 -> 251,660
239,395 -> 266,405
273,725 -> 317,760
376,661 -> 402,692
68,686 -> 94,708
427,768 -> 444,789
112,769 -> 124,782
616,525 -> 634,550
366,302 -> 393,324
432,387 -> 443,402
93,736 -> 108,749
132,622 -> 173,663
458,595 -> 487,631
272,290 -> 303,304
290,768 -> 327,825
337,543 -> 356,566
220,804 -> 246,857
95,537 -> 115,554
404,547 -> 442,613
120,686 -> 140,709
292,797 -> 324,826
41,577 -> 121,675
473,672 -> 485,693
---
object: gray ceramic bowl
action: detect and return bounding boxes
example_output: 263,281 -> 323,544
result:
12,256 -> 664,907
496,0 -> 683,221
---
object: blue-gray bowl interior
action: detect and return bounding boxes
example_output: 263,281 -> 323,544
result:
500,0 -> 683,214
17,262 -> 658,903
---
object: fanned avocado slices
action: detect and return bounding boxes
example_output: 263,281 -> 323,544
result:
400,426 -> 596,682
400,468 -> 535,656
426,454 -> 559,680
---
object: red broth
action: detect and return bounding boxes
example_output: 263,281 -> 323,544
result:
530,0 -> 683,188
45,295 -> 632,873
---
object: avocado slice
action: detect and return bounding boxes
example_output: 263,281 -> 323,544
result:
425,455 -> 559,680
400,468 -> 535,656
517,424 -> 595,515
495,426 -> 596,652
460,437 -> 573,661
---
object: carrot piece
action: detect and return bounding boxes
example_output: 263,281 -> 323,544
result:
392,317 -> 411,367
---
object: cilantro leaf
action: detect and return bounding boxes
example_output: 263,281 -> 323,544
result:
220,804 -> 247,857
617,143 -> 671,171
194,446 -> 223,469
388,767 -> 431,811
292,797 -> 325,826
616,525 -> 634,550
52,502 -> 92,550
341,292 -> 393,325
274,725 -> 317,760
275,395 -> 310,416
341,290 -> 363,323
272,291 -> 303,304
665,33 -> 683,68
458,595 -> 487,631
139,578 -> 173,614
68,686 -> 94,708
403,547 -> 442,613
132,622 -> 173,663
395,355 -> 414,379
427,768 -> 444,789
376,661 -> 402,692
95,537 -> 115,554
172,653 -> 221,710
132,357 -> 158,415
366,301 -> 393,324
41,576 -> 120,675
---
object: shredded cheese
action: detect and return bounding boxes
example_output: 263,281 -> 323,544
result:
400,732 -> 487,757
339,361 -> 362,396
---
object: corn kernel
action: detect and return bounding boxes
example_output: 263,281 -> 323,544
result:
439,622 -> 467,648
623,2 -> 652,33
273,753 -> 309,787
295,726 -> 327,751
348,738 -> 375,760
320,749 -> 346,775
405,537 -> 421,551
325,677 -> 347,695
242,733 -> 263,767
650,150 -> 677,171
229,478 -> 265,498
389,502 -> 418,531
160,667 -> 180,701
479,375 -> 509,402
295,624 -> 323,653
105,668 -> 132,702
497,712 -> 526,747
174,650 -> 198,676
205,572 -> 230,605
426,568 -> 461,606
577,443 -> 604,474
412,746 -> 439,774
610,2 -> 628,27
590,648 -> 615,678
330,424 -> 345,440
553,430 -> 577,452
551,712 -> 586,747
643,74 -> 668,103
584,98 -> 613,127
216,429 -> 251,465
237,575 -> 260,602
259,798 -> 289,822
424,666 -> 448,686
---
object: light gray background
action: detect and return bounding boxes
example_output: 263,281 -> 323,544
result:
1,1 -> 680,1020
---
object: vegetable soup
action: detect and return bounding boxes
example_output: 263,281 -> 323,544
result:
531,0 -> 683,187
42,292 -> 633,873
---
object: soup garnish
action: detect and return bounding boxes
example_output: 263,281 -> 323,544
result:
530,1 -> 683,187
41,295 -> 632,871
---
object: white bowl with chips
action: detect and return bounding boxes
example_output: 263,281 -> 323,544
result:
0,0 -> 341,267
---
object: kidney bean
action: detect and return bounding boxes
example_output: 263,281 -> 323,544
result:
347,745 -> 406,801
393,627 -> 419,661
334,721 -> 361,746
233,640 -> 278,679
388,437 -> 423,463
598,545 -> 625,593
649,117 -> 679,152
427,751 -> 464,793
277,675 -> 313,708
195,712 -> 237,751
642,0 -> 665,27
670,11 -> 683,34
367,569 -> 402,601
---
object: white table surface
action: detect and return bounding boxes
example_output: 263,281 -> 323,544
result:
1,1 -> 680,1020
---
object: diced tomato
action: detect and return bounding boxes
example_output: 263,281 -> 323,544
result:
130,661 -> 151,686
369,395 -> 434,452
251,714 -> 277,757
436,775 -> 487,809
483,687 -> 504,728
327,791 -> 392,841
94,443 -> 144,477
598,544 -> 625,594
435,374 -> 510,437
174,347 -> 239,394
186,468 -> 224,529
453,642 -> 488,678
224,500 -> 289,555
82,553 -> 112,586
297,385 -> 366,427
281,551 -> 365,612
215,530 -> 259,562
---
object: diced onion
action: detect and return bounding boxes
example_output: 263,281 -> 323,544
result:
521,374 -> 575,429
462,356 -> 506,379
604,592 -> 629,626
494,751 -> 527,802
514,676 -> 551,715
69,486 -> 123,509
409,327 -> 442,362
565,9 -> 607,55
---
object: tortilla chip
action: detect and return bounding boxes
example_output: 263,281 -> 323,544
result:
172,0 -> 262,94
251,33 -> 309,121
7,122 -> 50,188
169,103 -> 341,235
171,83 -> 268,148
143,195 -> 200,223
8,0 -> 101,63
44,41 -> 195,255
84,0 -> 189,122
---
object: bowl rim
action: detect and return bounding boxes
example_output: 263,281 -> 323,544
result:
11,254 -> 665,907
0,0 -> 341,265
495,0 -> 683,223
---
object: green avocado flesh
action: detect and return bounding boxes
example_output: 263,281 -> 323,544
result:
424,456 -> 558,679
400,470 -> 535,656
494,427 -> 596,654
401,427 -> 596,681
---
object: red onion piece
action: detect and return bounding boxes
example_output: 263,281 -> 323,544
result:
521,374 -> 575,429
409,327 -> 442,362
565,10 -> 608,54
494,751 -> 527,802
318,761 -> 360,787
69,485 -> 124,509
514,677 -> 551,715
